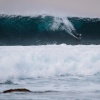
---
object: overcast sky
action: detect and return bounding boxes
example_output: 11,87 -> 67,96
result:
0,0 -> 100,17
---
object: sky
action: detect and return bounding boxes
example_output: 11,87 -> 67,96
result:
0,0 -> 100,17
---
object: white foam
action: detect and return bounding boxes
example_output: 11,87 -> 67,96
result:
51,17 -> 74,31
0,45 -> 100,80
50,17 -> 76,38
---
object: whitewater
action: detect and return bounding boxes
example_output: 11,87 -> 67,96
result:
0,45 -> 100,99
0,45 -> 100,79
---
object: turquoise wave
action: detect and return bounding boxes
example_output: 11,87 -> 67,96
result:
0,14 -> 100,45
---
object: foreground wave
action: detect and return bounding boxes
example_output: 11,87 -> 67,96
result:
0,45 -> 100,81
0,44 -> 100,100
0,14 -> 100,45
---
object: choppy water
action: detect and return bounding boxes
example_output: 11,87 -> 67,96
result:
0,45 -> 100,100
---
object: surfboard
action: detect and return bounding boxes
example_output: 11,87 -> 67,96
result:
70,33 -> 81,40
73,34 -> 81,40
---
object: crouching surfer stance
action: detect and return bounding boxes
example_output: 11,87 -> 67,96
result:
74,33 -> 81,40
71,30 -> 82,40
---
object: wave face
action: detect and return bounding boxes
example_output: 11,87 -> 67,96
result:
0,14 -> 100,45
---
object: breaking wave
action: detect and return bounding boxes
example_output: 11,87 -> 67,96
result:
0,14 -> 100,45
0,45 -> 100,81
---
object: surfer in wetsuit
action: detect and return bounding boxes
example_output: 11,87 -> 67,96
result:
74,33 -> 81,39
72,30 -> 81,40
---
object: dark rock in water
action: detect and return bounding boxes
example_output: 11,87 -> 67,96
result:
3,88 -> 31,93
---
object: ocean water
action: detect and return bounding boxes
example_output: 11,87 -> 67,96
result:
0,14 -> 100,45
0,14 -> 100,100
0,45 -> 100,100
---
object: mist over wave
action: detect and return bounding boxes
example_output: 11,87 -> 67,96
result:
0,14 -> 100,45
0,45 -> 100,81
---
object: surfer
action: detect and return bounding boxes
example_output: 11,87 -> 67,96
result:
74,33 -> 81,40
71,30 -> 81,40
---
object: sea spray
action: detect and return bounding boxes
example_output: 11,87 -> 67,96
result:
0,45 -> 100,81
